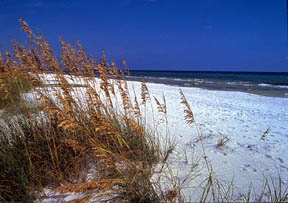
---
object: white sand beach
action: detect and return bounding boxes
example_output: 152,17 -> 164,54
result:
129,80 -> 288,199
36,75 -> 288,202
145,82 -> 288,198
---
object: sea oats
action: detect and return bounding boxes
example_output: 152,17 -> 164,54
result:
179,88 -> 195,124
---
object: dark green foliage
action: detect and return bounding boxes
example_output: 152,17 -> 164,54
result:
0,130 -> 34,202
0,73 -> 41,110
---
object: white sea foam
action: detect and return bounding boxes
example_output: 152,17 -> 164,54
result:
278,85 -> 288,88
226,81 -> 238,85
258,83 -> 288,88
172,78 -> 193,82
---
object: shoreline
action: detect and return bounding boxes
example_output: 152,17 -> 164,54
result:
125,76 -> 288,98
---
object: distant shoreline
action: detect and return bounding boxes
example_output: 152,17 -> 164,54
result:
129,70 -> 288,74
125,70 -> 288,98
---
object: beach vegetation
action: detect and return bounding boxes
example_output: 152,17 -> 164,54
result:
216,136 -> 230,148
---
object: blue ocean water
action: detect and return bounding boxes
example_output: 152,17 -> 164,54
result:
126,71 -> 288,98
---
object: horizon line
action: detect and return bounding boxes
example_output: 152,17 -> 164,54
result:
128,69 -> 288,74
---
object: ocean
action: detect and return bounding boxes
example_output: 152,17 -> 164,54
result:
126,71 -> 288,98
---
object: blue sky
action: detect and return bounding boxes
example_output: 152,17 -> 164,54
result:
0,0 -> 287,72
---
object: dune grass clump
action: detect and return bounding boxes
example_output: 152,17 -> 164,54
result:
216,136 -> 230,148
0,19 -> 170,202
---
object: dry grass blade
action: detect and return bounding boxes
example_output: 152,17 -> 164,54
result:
260,127 -> 270,141
133,86 -> 141,118
56,179 -> 124,193
123,117 -> 145,136
141,80 -> 149,105
62,138 -> 87,153
179,89 -> 195,124
153,96 -> 167,115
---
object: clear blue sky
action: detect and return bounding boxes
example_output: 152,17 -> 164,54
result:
0,0 -> 287,72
